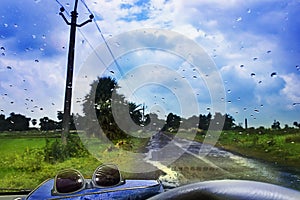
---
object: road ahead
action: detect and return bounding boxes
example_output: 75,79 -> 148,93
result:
144,132 -> 300,190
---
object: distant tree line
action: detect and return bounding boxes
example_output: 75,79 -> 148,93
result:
1,76 -> 299,137
0,111 -> 75,132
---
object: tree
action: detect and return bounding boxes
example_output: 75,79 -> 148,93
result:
162,113 -> 181,133
181,115 -> 199,130
0,114 -> 9,131
271,120 -> 281,130
198,113 -> 212,130
293,121 -> 300,129
6,112 -> 31,131
82,77 -> 128,140
39,117 -> 60,131
223,114 -> 235,130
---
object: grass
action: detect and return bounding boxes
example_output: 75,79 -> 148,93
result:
182,129 -> 300,168
0,131 -> 157,192
216,130 -> 300,168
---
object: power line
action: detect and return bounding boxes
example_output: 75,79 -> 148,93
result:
80,0 -> 125,77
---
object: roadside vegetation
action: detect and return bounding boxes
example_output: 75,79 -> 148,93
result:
189,128 -> 300,168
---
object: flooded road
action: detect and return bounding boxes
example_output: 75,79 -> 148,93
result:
144,132 -> 300,190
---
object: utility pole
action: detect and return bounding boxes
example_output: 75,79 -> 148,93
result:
59,0 -> 93,145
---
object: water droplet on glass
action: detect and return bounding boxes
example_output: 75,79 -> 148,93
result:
14,24 -> 18,28
7,66 -> 12,69
251,73 -> 256,77
237,97 -> 241,101
270,72 -> 277,77
1,46 -> 5,51
42,34 -> 46,39
258,80 -> 262,84
247,8 -> 251,14
227,100 -> 232,103
35,59 -> 39,62
4,23 -> 8,28
260,104 -> 264,107
254,109 -> 259,113
227,89 -> 231,94
253,57 -> 258,61
236,17 -> 242,22
193,75 -> 197,79
240,64 -> 244,68
267,50 -> 271,54
110,70 -> 114,74
115,42 -> 120,47
32,35 -> 36,39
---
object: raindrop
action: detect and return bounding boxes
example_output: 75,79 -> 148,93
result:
258,80 -> 262,84
254,109 -> 259,113
296,65 -> 299,71
0,46 -> 5,50
240,64 -> 244,68
35,59 -> 39,62
243,107 -> 247,111
236,17 -> 242,22
7,66 -> 12,70
32,35 -> 36,39
253,57 -> 258,61
110,70 -> 114,74
10,101 -> 14,104
193,75 -> 197,79
4,23 -> 8,28
293,103 -> 300,106
251,73 -> 256,77
260,104 -> 264,107
42,35 -> 46,39
14,24 -> 18,28
227,89 -> 231,94
270,72 -> 277,77
247,8 -> 251,14
207,107 -> 210,110
227,100 -> 232,103
267,50 -> 271,54
237,97 -> 241,101
115,42 -> 120,47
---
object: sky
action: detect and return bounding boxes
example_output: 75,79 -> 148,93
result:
0,0 -> 300,128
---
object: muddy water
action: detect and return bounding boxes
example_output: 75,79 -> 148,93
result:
144,132 -> 300,190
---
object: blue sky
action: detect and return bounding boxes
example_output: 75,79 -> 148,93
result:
1,0 -> 300,128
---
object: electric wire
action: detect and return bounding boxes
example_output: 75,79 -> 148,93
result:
80,0 -> 125,77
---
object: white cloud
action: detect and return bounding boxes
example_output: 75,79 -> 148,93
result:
280,73 -> 300,104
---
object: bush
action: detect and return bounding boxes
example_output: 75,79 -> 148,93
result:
44,135 -> 89,163
13,148 -> 44,172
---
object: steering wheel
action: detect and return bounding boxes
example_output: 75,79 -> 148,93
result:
147,180 -> 300,200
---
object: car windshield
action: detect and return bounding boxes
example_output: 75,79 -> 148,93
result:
1,0 -> 300,196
